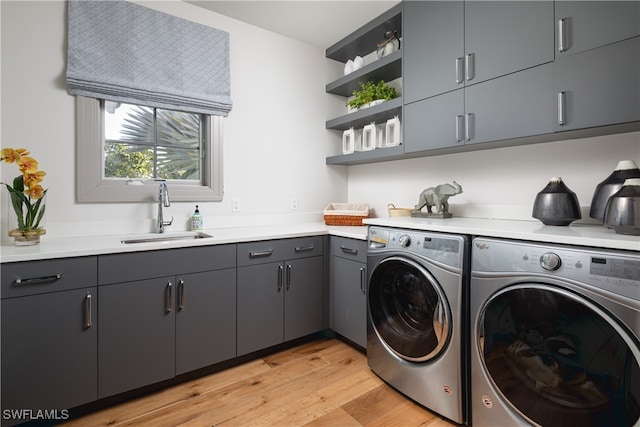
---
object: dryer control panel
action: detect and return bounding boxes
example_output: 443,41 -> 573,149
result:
472,238 -> 640,302
368,226 -> 466,269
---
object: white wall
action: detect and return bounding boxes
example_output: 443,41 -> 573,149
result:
1,1 -> 638,242
348,131 -> 640,223
0,0 -> 347,240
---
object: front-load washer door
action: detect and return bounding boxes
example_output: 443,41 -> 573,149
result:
369,256 -> 451,363
477,284 -> 640,427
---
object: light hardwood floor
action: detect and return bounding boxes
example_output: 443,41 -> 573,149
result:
63,338 -> 459,427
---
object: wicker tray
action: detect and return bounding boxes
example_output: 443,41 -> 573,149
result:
323,203 -> 370,226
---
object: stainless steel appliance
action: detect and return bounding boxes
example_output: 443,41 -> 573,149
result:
470,237 -> 640,427
367,226 -> 469,424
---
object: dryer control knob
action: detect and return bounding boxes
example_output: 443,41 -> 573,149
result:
540,252 -> 562,271
399,235 -> 412,248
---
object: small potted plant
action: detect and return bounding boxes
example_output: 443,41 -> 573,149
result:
347,80 -> 397,112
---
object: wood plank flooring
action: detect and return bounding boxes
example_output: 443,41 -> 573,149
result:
62,338 -> 459,427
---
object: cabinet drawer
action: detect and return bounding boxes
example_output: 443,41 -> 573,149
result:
237,236 -> 324,266
99,244 -> 236,285
1,256 -> 97,299
331,236 -> 367,263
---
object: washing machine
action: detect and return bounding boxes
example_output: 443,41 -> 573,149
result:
367,226 -> 470,425
470,237 -> 640,427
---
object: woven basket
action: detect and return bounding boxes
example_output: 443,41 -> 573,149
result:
323,203 -> 370,226
387,204 -> 412,217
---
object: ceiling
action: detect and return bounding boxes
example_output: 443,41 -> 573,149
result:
184,1 -> 399,48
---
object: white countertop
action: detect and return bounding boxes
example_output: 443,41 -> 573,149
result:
2,217 -> 637,263
364,217 -> 639,251
0,223 -> 368,263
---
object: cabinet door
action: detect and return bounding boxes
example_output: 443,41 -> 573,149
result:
404,89 -> 464,153
1,288 -> 97,412
465,63 -> 554,145
332,256 -> 367,348
284,256 -> 324,342
175,269 -> 236,375
554,37 -> 640,132
98,277 -> 175,398
403,0 -> 464,103
555,1 -> 640,58
237,262 -> 284,356
465,1 -> 554,86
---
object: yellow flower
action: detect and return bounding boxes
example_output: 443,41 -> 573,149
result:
17,156 -> 39,174
24,184 -> 45,200
23,170 -> 47,188
1,148 -> 22,164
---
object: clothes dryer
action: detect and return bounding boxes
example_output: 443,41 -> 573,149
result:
367,226 -> 470,424
470,237 -> 640,427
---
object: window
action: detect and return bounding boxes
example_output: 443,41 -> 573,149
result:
76,96 -> 223,203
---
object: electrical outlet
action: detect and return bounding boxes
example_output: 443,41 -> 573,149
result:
232,197 -> 240,212
290,197 -> 298,210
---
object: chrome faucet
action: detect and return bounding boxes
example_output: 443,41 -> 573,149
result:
156,181 -> 173,233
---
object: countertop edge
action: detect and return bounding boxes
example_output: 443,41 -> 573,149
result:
2,217 -> 638,263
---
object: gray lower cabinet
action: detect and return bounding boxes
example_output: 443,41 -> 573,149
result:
236,237 -> 324,356
330,237 -> 368,348
554,37 -> 640,132
555,1 -> 640,58
1,257 -> 98,418
405,63 -> 554,152
98,277 -> 175,398
175,269 -> 236,375
97,245 -> 236,398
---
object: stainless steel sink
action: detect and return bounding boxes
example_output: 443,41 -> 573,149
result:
121,232 -> 213,244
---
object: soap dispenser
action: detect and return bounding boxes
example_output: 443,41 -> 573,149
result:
191,205 -> 203,231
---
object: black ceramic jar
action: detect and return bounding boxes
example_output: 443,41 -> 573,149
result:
532,177 -> 581,226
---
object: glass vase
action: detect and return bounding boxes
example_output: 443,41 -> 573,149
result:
7,193 -> 47,246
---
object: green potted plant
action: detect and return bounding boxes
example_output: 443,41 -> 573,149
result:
347,80 -> 397,111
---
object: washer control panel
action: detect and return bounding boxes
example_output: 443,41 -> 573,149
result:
368,227 -> 466,269
472,238 -> 640,301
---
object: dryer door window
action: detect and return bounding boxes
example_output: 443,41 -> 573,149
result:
369,256 -> 451,362
478,284 -> 640,427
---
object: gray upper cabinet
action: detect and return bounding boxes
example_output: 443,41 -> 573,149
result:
404,1 -> 554,104
554,37 -> 640,132
555,1 -> 640,58
1,258 -> 98,417
406,62 -> 554,153
237,237 -> 325,356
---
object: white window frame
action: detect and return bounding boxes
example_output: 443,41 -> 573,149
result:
76,96 -> 224,203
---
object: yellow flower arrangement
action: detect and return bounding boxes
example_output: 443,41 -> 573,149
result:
1,147 -> 47,243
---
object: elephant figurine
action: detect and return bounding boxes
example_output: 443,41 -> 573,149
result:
413,181 -> 463,217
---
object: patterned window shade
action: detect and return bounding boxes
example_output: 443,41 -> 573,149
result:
66,0 -> 232,116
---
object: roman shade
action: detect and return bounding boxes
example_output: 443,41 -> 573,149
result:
66,0 -> 232,116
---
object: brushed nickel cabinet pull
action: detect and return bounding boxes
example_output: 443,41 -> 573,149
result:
455,57 -> 464,84
294,245 -> 314,252
340,245 -> 358,255
286,264 -> 292,290
465,53 -> 475,81
166,281 -> 173,313
178,279 -> 185,310
15,273 -> 62,285
359,267 -> 367,294
85,292 -> 92,328
558,18 -> 568,52
278,265 -> 284,291
558,92 -> 566,125
250,250 -> 273,258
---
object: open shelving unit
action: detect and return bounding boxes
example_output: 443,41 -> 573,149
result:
324,3 -> 403,166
